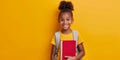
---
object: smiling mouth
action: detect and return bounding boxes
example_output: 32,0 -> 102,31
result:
62,24 -> 69,28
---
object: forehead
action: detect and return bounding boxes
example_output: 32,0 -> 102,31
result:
60,12 -> 72,18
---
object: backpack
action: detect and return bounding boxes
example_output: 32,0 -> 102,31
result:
54,30 -> 80,60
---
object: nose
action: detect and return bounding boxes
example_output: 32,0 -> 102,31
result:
64,20 -> 67,24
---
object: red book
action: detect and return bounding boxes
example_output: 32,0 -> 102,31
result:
60,40 -> 76,60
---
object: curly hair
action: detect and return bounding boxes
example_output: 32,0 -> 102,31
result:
58,1 -> 74,19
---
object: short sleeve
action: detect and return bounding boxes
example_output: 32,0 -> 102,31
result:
78,32 -> 84,44
50,36 -> 56,46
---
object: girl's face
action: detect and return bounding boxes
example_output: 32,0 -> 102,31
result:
59,12 -> 73,30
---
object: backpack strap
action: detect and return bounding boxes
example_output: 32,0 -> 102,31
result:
72,30 -> 78,46
55,31 -> 60,57
73,30 -> 82,60
72,30 -> 79,53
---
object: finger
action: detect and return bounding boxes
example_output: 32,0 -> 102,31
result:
64,56 -> 70,59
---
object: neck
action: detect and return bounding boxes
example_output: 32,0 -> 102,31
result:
61,28 -> 72,34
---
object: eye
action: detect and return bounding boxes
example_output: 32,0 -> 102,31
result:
67,19 -> 70,21
60,19 -> 64,21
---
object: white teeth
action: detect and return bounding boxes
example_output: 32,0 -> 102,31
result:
63,25 -> 69,28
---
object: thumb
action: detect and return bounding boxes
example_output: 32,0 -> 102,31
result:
64,56 -> 70,59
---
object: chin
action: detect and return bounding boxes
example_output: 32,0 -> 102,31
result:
63,28 -> 69,30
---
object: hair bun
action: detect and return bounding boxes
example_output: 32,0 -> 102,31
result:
58,1 -> 74,11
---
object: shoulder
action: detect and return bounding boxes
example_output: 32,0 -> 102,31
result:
72,30 -> 82,36
72,30 -> 79,34
55,31 -> 60,34
72,30 -> 78,32
54,31 -> 61,37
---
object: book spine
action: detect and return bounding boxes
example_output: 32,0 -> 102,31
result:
60,41 -> 62,60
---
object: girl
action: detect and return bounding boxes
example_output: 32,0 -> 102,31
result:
51,1 -> 85,60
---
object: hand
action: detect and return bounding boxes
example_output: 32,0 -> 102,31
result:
65,56 -> 78,60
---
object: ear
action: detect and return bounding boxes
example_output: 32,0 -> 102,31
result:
58,19 -> 60,24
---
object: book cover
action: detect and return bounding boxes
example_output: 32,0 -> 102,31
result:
60,40 -> 76,60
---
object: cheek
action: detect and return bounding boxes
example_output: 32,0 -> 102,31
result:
59,21 -> 63,25
68,21 -> 72,24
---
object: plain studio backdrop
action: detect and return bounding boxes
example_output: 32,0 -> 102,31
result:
0,0 -> 120,60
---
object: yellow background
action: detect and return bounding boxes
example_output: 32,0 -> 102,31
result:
0,0 -> 120,60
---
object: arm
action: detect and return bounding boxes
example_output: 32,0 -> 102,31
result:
51,45 -> 56,60
76,43 -> 85,60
